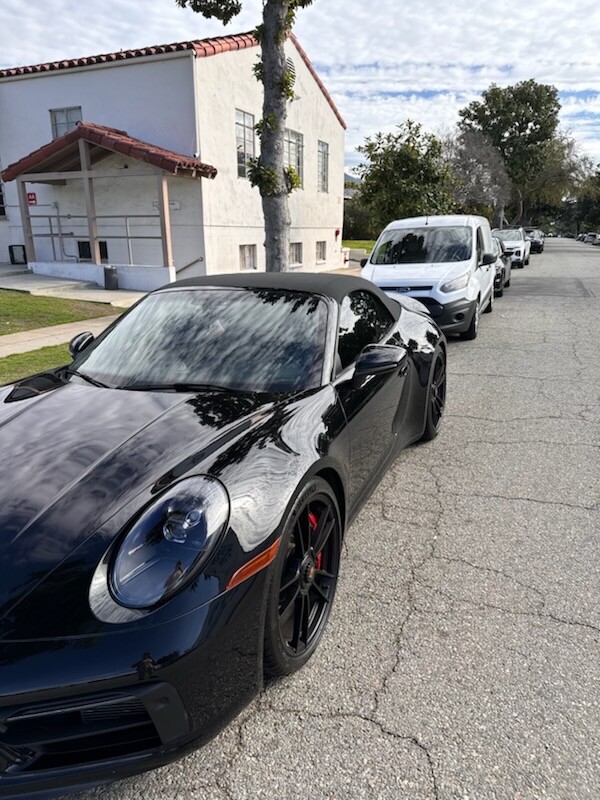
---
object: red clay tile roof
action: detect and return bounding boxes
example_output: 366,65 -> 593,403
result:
0,32 -> 346,130
1,121 -> 218,182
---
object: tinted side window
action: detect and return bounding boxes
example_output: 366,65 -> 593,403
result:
476,227 -> 485,262
337,291 -> 394,371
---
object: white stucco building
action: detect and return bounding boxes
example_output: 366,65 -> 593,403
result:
0,32 -> 346,289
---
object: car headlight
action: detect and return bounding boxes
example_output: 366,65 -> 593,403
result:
514,249 -> 521,257
440,272 -> 470,293
110,476 -> 229,609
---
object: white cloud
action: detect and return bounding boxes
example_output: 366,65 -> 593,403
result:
2,0 -> 600,165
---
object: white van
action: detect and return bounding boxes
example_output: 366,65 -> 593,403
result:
361,215 -> 496,340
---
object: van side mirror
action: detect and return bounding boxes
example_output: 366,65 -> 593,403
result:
69,331 -> 95,358
481,253 -> 496,267
352,344 -> 407,389
360,257 -> 369,268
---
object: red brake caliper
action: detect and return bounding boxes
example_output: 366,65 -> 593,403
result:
308,511 -> 323,570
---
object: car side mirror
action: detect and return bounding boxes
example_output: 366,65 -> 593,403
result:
481,253 -> 496,267
69,331 -> 95,358
352,344 -> 408,389
360,257 -> 369,268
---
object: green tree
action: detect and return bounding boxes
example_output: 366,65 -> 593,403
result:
342,195 -> 377,240
356,121 -> 455,231
522,134 -> 591,215
458,81 -> 563,222
175,0 -> 313,271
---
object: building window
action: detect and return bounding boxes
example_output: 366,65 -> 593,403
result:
290,242 -> 303,266
236,109 -> 255,178
78,240 -> 108,261
318,141 -> 329,193
316,241 -> 327,262
284,129 -> 304,186
0,182 -> 5,217
239,244 -> 257,270
50,106 -> 82,139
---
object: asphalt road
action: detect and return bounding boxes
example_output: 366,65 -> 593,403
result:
75,239 -> 599,800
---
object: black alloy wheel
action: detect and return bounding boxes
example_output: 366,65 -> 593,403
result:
484,289 -> 494,313
264,477 -> 341,677
421,348 -> 446,441
460,299 -> 479,340
495,271 -> 504,297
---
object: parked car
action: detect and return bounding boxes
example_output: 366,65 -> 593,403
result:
583,233 -> 599,244
492,235 -> 511,297
576,233 -> 586,241
361,214 -> 495,341
564,232 -> 575,238
524,227 -> 545,253
492,227 -> 531,267
0,272 -> 447,798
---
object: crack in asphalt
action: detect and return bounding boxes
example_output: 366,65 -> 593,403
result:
414,579 -> 600,637
264,704 -> 440,800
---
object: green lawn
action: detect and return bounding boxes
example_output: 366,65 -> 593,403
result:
0,290 -> 117,336
342,240 -> 376,252
0,344 -> 71,386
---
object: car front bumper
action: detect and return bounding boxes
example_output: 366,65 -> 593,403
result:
407,296 -> 477,334
0,573 -> 267,798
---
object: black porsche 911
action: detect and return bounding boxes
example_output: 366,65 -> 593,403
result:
0,273 -> 446,797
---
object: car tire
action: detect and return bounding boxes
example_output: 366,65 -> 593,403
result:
505,273 -> 511,288
484,290 -> 494,313
264,476 -> 341,678
459,299 -> 479,340
525,256 -> 530,265
420,347 -> 446,442
495,274 -> 504,298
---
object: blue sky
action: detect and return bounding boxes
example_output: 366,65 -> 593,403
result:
2,0 -> 600,169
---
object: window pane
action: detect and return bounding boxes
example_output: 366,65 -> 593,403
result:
51,107 -> 82,139
371,226 -> 473,265
67,107 -> 82,124
239,244 -> 257,270
316,241 -> 326,261
337,291 -> 394,370
318,141 -> 329,192
236,109 -> 254,178
290,242 -> 303,265
284,129 -> 303,186
74,288 -> 329,393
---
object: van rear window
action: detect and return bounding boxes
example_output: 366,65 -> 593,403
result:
372,226 -> 473,265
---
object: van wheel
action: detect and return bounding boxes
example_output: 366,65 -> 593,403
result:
484,291 -> 494,313
460,300 -> 479,340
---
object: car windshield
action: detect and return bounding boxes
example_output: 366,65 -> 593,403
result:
495,229 -> 523,241
371,226 -> 472,265
71,287 -> 329,393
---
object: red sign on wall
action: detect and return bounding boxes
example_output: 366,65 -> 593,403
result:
27,192 -> 37,205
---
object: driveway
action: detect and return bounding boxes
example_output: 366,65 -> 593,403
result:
75,239 -> 599,800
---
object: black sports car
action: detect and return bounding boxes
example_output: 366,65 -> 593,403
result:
0,273 -> 446,797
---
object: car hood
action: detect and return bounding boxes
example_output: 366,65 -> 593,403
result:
367,261 -> 469,287
0,376 -> 270,623
499,240 -> 523,248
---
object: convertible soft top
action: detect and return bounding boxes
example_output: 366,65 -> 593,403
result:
166,272 -> 401,319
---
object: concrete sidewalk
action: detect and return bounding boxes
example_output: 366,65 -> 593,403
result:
0,269 -> 144,308
0,316 -> 119,358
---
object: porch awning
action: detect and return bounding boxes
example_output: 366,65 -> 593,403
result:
1,120 -> 218,182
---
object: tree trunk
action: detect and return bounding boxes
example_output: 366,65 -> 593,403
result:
510,188 -> 524,226
260,0 -> 291,272
492,200 -> 504,229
